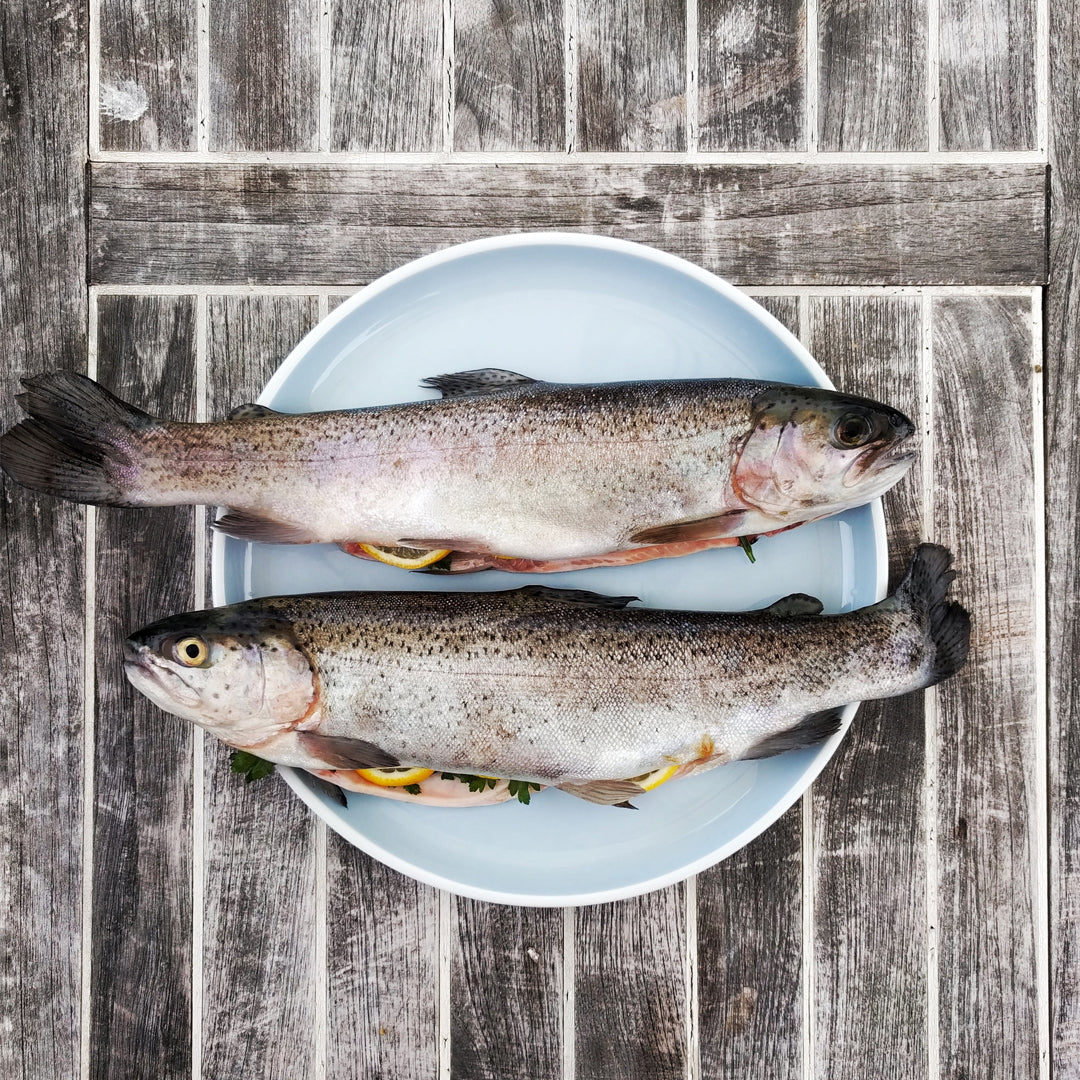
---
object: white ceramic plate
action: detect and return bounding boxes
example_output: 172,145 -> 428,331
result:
211,233 -> 887,906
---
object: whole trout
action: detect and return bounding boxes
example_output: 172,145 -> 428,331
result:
123,545 -> 970,806
1,369 -> 915,573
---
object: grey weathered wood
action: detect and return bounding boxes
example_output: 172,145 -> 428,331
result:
575,888 -> 687,1079
91,295 -> 196,1080
1049,0 -> 1080,1070
200,295 -> 321,1078
451,898 -> 563,1080
577,0 -> 686,150
698,0 -> 805,150
807,296 -> 928,1077
99,0 -> 196,151
454,0 -> 565,150
89,162 -> 1049,287
697,808 -> 803,1080
209,0 -> 318,151
0,3 -> 87,1076
939,0 -> 1036,150
818,0 -> 927,151
931,295 -> 1038,1079
331,0 -> 443,152
326,836 -> 440,1079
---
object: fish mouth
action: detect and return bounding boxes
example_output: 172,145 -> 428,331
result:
842,440 -> 916,487
123,645 -> 202,710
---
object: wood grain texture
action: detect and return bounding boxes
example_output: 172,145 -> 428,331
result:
451,899 -> 563,1080
89,162 -> 1049,286
807,297 -> 928,1078
91,295 -> 197,1080
0,3 -> 87,1076
818,0 -> 927,151
99,0 -> 196,151
209,0 -> 318,151
939,0 -> 1036,150
1048,0 -> 1080,1069
326,835 -> 440,1080
698,0 -> 805,150
697,808 -> 802,1080
200,295 -> 321,1078
575,888 -> 686,1080
577,0 -> 686,150
330,0 -> 443,152
454,0 -> 565,150
931,295 -> 1038,1079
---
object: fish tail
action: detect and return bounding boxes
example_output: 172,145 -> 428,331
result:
1,371 -> 160,506
892,543 -> 972,686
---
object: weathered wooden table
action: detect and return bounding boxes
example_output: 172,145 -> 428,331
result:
3,1 -> 1077,1077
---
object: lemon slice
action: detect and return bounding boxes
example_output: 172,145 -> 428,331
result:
628,764 -> 680,791
356,766 -> 435,788
357,544 -> 452,570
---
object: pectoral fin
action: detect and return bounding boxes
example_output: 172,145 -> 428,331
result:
213,510 -> 316,544
297,733 -> 400,770
630,511 -> 748,546
420,369 -> 540,398
557,779 -> 643,806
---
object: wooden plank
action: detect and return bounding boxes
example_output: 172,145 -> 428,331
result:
807,296 -> 928,1077
326,837 -> 440,1080
330,0 -> 443,152
1048,1 -> 1080,1069
454,0 -> 565,151
817,0 -> 927,151
698,0 -> 805,150
451,899 -> 563,1080
0,3 -> 87,1076
695,295 -> 799,1080
89,162 -> 1049,287
697,808 -> 803,1080
939,0 -> 1036,150
98,0 -> 196,151
575,888 -> 687,1079
209,0 -> 318,151
91,294 -> 196,1080
200,296 -> 321,1077
931,295 -> 1038,1079
577,0 -> 686,150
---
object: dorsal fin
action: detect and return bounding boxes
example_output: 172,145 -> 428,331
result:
420,369 -> 540,399
762,592 -> 824,617
515,585 -> 638,609
227,402 -> 282,420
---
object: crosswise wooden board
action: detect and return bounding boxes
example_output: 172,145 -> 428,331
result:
1,1 -> 1075,1079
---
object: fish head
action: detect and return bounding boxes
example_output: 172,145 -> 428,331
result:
123,605 -> 317,746
733,386 -> 915,518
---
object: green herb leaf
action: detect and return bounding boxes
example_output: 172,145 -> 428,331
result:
403,783 -> 422,795
738,536 -> 757,563
441,771 -> 498,792
507,779 -> 543,805
229,750 -> 275,783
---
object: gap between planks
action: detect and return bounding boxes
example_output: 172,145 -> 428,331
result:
88,149 -> 1048,165
805,0 -> 818,153
927,0 -> 940,152
562,905 -> 575,1080
564,0 -> 577,154
685,0 -> 698,154
79,295 -> 99,1080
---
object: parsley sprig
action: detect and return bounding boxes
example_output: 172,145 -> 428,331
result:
440,772 -> 543,804
230,750 -> 275,783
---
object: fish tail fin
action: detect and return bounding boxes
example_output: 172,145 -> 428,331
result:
1,371 -> 160,506
890,543 -> 972,686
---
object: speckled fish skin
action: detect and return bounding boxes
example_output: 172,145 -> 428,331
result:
1,370 -> 916,563
123,546 -> 970,797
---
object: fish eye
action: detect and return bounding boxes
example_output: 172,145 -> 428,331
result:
174,636 -> 209,667
831,412 -> 876,449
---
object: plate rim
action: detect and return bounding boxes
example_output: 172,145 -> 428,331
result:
210,231 -> 889,906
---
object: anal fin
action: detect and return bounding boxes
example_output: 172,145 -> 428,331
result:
741,707 -> 846,761
297,733 -> 400,770
213,510 -> 316,544
557,778 -> 644,806
630,511 -> 748,546
762,593 -> 824,617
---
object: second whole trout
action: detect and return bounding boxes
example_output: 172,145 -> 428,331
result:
1,368 -> 915,573
123,545 -> 970,807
